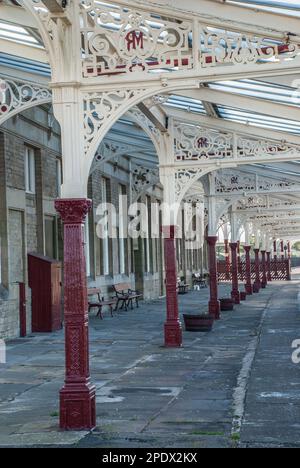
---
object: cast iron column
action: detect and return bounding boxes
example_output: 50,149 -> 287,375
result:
230,242 -> 240,304
55,198 -> 96,431
237,240 -> 242,281
266,251 -> 272,282
224,239 -> 230,280
207,236 -> 220,319
253,248 -> 261,293
244,246 -> 253,295
162,226 -> 182,347
261,250 -> 267,288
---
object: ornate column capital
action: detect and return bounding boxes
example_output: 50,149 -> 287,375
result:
229,242 -> 238,250
55,199 -> 92,224
244,245 -> 251,253
206,236 -> 218,246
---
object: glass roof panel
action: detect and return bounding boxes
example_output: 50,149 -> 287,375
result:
164,95 -> 206,115
229,0 -> 300,16
0,20 -> 43,48
209,79 -> 300,107
218,105 -> 300,134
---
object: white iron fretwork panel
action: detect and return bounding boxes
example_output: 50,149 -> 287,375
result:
132,164 -> 160,201
237,197 -> 297,211
175,123 -> 233,161
175,168 -> 205,203
79,1 -> 193,78
215,170 -> 299,195
83,88 -> 146,158
174,122 -> 300,162
200,27 -> 299,67
237,137 -> 300,159
0,78 -> 52,125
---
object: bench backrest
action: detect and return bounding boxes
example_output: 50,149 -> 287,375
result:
87,287 -> 101,296
114,283 -> 131,293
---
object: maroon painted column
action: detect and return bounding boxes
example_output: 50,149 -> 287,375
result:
162,226 -> 182,347
207,236 -> 220,319
230,242 -> 240,304
261,250 -> 267,288
253,248 -> 261,293
244,246 -> 253,295
224,239 -> 230,280
55,198 -> 96,431
237,240 -> 242,281
266,251 -> 272,282
288,241 -> 291,259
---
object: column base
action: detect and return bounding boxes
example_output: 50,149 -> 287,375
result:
253,282 -> 261,293
60,382 -> 96,431
245,284 -> 253,295
209,300 -> 221,320
231,291 -> 241,304
164,321 -> 182,347
261,280 -> 267,289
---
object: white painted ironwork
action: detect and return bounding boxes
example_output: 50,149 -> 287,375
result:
174,121 -> 300,163
0,77 -> 52,125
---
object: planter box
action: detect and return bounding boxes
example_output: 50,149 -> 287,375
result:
220,298 -> 234,311
183,314 -> 214,332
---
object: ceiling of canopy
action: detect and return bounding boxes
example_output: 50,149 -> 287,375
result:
1,0 -> 300,235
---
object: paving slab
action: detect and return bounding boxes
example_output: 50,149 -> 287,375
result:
0,280 -> 299,447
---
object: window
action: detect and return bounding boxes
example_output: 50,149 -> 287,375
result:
144,196 -> 152,274
25,147 -> 35,194
44,216 -> 56,259
85,214 -> 91,277
118,184 -> 127,275
101,177 -> 110,276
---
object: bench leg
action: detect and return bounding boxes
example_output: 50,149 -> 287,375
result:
136,297 -> 139,308
96,307 -> 103,320
110,305 -> 114,318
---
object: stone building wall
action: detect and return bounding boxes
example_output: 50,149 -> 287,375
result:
0,105 -> 204,340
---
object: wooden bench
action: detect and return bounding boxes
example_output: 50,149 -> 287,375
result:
192,273 -> 208,289
177,278 -> 190,295
113,283 -> 142,311
87,288 -> 117,319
